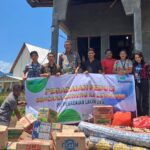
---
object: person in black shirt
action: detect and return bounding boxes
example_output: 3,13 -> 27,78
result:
41,52 -> 61,77
82,48 -> 102,74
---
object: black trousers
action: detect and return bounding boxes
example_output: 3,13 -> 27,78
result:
135,79 -> 149,116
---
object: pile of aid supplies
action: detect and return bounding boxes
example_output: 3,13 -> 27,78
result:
0,106 -> 150,150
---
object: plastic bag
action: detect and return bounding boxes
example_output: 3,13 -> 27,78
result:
112,112 -> 132,126
133,116 -> 150,129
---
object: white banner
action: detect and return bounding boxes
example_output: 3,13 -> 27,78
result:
25,74 -> 137,124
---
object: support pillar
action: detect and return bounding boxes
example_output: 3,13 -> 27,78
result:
101,33 -> 109,60
134,6 -> 142,51
121,0 -> 142,51
51,0 -> 59,62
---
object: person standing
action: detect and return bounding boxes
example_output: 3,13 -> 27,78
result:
22,51 -> 42,80
101,49 -> 116,74
82,48 -> 102,74
113,49 -> 133,75
41,52 -> 61,77
0,85 -> 25,126
59,40 -> 81,74
133,51 -> 150,116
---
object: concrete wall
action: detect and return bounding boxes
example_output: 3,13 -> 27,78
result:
142,0 -> 150,63
65,1 -> 133,58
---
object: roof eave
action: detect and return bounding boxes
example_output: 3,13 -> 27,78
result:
27,0 -> 53,8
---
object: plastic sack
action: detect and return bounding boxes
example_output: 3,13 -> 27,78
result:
78,121 -> 150,148
112,112 -> 132,126
87,136 -> 147,150
133,116 -> 150,129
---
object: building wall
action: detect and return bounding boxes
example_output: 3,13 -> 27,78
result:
142,0 -> 150,63
13,47 -> 31,78
66,1 -> 133,58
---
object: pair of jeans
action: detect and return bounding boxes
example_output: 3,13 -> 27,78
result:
135,79 -> 149,116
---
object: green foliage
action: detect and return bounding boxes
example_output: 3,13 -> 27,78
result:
0,95 -> 6,106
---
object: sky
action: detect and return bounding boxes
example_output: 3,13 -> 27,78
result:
0,1 -> 67,73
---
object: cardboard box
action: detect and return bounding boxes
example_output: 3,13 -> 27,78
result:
19,132 -> 32,141
33,139 -> 54,150
93,105 -> 113,115
62,125 -> 78,133
16,140 -> 53,150
94,115 -> 112,125
7,142 -> 18,150
54,132 -> 85,150
51,131 -> 57,142
94,114 -> 113,119
17,113 -> 37,129
32,121 -> 51,140
52,123 -> 62,132
48,109 -> 57,123
8,127 -> 23,141
0,125 -> 8,149
38,108 -> 50,123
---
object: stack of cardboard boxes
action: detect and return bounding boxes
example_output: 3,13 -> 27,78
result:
1,105 -> 115,150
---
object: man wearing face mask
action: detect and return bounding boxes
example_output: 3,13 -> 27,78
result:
59,40 -> 81,74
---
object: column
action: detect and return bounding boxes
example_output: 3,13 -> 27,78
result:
134,6 -> 142,51
101,33 -> 109,60
51,0 -> 59,62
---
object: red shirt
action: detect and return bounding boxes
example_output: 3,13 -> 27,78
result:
101,58 -> 116,74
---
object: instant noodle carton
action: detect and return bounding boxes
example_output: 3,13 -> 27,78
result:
94,115 -> 112,125
32,121 -> 51,140
16,140 -> 53,150
8,127 -> 23,141
93,105 -> 113,125
53,132 -> 85,150
16,113 -> 37,129
93,105 -> 113,115
48,109 -> 57,123
19,131 -> 32,141
0,125 -> 8,149
52,123 -> 62,132
7,142 -> 18,150
38,108 -> 50,123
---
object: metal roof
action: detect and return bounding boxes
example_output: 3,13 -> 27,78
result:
10,43 -> 61,73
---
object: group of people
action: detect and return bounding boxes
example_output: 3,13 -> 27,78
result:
22,40 -> 150,117
0,40 -> 149,126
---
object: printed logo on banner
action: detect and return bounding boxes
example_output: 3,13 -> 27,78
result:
26,78 -> 48,93
62,139 -> 78,150
117,75 -> 132,83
